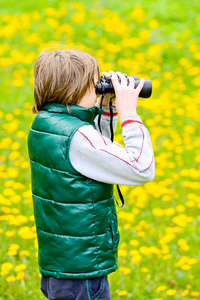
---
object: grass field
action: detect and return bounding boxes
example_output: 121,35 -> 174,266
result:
0,0 -> 200,299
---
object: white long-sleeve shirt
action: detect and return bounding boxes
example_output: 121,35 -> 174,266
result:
69,106 -> 155,185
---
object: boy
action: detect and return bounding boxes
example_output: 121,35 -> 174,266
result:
28,48 -> 155,300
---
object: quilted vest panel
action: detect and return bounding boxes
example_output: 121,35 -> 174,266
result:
28,103 -> 120,279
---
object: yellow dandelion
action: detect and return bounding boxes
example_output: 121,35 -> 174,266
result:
23,102 -> 31,109
181,289 -> 189,296
44,7 -> 56,16
29,215 -> 35,221
166,289 -> 177,296
132,208 -> 140,215
162,195 -> 171,202
181,244 -> 190,251
152,208 -> 164,217
1,262 -> 14,272
176,205 -> 185,212
10,195 -> 22,203
7,167 -> 19,178
130,239 -> 139,247
16,271 -> 25,280
119,267 -> 131,275
139,246 -> 151,255
71,11 -> 85,24
141,268 -> 149,273
149,246 -> 161,255
177,239 -> 187,246
87,30 -> 97,38
22,190 -> 32,198
5,230 -> 16,237
137,231 -> 145,237
18,226 -> 36,239
190,292 -> 199,297
118,249 -> 127,257
9,151 -> 20,160
2,207 -> 11,213
187,258 -> 197,265
149,18 -> 159,29
148,44 -> 162,57
123,223 -> 130,230
6,276 -> 16,282
8,251 -> 17,256
118,290 -> 128,296
130,6 -> 145,24
20,161 -> 30,169
131,255 -> 142,265
14,264 -> 27,272
163,254 -> 172,260
5,113 -> 14,121
165,208 -> 175,216
19,250 -> 30,257
11,141 -> 21,150
194,52 -> 200,60
181,264 -> 191,270
0,155 -> 6,161
12,208 -> 20,214
157,285 -> 167,292
9,244 -> 20,251
16,131 -> 26,138
12,78 -> 24,87
139,29 -> 151,40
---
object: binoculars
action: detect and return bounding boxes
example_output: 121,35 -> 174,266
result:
96,76 -> 152,98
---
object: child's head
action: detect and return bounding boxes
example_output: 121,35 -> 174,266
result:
33,48 -> 100,113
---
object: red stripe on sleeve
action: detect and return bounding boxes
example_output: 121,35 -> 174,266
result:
102,112 -> 118,117
121,120 -> 143,128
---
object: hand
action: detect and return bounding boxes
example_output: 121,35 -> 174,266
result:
96,72 -> 116,108
108,71 -> 145,118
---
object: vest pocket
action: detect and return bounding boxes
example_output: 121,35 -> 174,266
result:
106,206 -> 119,251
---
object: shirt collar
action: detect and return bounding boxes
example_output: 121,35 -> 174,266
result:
43,103 -> 103,124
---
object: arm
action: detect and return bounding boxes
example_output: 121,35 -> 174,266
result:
69,118 -> 154,185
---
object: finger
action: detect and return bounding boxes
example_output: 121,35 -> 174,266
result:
128,77 -> 135,88
136,78 -> 145,93
116,72 -> 123,76
116,72 -> 127,86
108,70 -> 116,76
101,71 -> 111,77
110,73 -> 120,89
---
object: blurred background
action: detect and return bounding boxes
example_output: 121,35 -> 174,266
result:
0,0 -> 200,299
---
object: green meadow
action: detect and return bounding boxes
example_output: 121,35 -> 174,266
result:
0,0 -> 200,299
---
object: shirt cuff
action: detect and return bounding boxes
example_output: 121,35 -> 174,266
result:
95,102 -> 118,116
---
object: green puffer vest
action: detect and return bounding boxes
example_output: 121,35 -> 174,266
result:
28,103 -> 120,279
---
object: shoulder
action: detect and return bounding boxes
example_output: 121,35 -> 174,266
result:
72,125 -> 109,148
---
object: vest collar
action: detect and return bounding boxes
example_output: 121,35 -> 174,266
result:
43,103 -> 103,124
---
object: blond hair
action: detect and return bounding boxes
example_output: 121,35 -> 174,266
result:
32,48 -> 100,113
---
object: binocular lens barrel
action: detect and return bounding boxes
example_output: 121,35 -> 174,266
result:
96,76 -> 152,98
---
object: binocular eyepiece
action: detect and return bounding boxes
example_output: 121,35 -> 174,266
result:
96,76 -> 152,98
